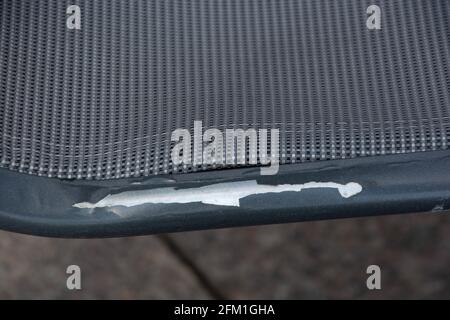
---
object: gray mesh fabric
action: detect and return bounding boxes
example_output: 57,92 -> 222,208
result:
1,0 -> 450,180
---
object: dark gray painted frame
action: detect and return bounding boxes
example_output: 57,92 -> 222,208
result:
1,150 -> 449,238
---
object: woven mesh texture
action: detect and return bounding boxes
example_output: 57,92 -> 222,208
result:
1,0 -> 450,180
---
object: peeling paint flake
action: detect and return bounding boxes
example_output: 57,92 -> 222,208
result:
74,180 -> 362,209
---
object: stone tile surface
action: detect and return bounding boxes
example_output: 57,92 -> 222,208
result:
171,213 -> 450,299
0,233 -> 210,299
0,213 -> 449,299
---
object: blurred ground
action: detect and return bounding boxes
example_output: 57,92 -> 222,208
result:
0,212 -> 449,299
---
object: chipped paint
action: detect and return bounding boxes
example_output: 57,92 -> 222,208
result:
432,204 -> 445,212
74,180 -> 362,209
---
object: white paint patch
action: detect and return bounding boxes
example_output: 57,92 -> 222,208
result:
74,180 -> 362,209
